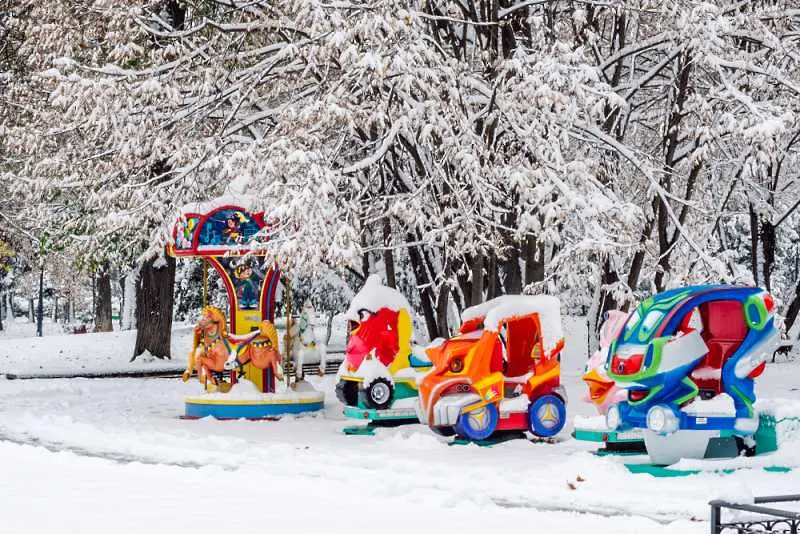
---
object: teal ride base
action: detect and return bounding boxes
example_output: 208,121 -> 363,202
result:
624,464 -> 792,477
342,405 -> 420,435
343,404 -> 419,422
573,427 -> 646,455
615,414 -> 794,477
449,431 -> 527,447
343,425 -> 378,436
184,395 -> 324,420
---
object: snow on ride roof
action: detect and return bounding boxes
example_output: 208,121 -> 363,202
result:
178,194 -> 257,215
462,295 -> 564,352
344,274 -> 412,321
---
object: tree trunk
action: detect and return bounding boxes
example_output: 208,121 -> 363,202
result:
749,203 -> 759,285
119,275 -> 126,328
524,235 -> 545,287
471,252 -> 484,306
761,217 -> 775,292
784,278 -> 800,336
487,253 -> 502,300
382,218 -> 396,289
503,243 -> 522,294
0,294 -> 4,331
407,240 -> 438,341
133,255 -> 176,360
94,264 -> 113,332
53,295 -> 58,323
360,227 -> 371,279
436,281 -> 450,338
455,256 -> 473,310
36,265 -> 44,337
597,256 -> 621,331
28,298 -> 34,323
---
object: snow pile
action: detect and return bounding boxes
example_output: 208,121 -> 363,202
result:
189,377 -> 324,402
573,415 -> 610,431
344,274 -> 412,321
176,194 -> 256,216
353,354 -> 392,384
682,393 -> 735,416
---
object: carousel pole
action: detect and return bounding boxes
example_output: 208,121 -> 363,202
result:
284,275 -> 293,388
202,259 -> 208,308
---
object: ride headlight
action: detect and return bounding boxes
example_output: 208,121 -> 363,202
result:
646,405 -> 679,434
606,404 -> 621,431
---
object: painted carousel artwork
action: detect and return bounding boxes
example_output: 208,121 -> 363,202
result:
168,200 -> 324,419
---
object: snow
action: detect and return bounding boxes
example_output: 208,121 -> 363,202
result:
344,274 -> 412,321
499,394 -> 530,412
690,367 -> 721,380
176,194 -> 257,216
462,295 -> 564,353
187,377 -> 324,403
683,393 -> 735,416
1,316 -> 799,533
353,354 -> 392,384
574,414 -> 610,431
0,322 -> 192,377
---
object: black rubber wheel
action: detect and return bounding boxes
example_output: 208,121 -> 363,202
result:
335,380 -> 359,407
358,377 -> 395,410
430,426 -> 456,437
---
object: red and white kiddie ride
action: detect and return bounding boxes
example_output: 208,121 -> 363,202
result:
417,295 -> 568,441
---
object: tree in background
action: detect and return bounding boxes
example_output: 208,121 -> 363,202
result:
2,1 -> 799,347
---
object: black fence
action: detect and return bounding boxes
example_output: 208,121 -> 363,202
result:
710,495 -> 800,533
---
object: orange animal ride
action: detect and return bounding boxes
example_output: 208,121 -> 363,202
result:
183,306 -> 282,392
417,295 -> 567,441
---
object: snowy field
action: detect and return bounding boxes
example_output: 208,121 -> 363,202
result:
0,317 -> 346,377
0,319 -> 799,533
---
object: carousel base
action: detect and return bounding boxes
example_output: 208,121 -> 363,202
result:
184,382 -> 325,420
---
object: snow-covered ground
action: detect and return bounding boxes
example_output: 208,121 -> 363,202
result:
0,318 -> 798,533
0,322 -> 192,377
0,316 -> 346,377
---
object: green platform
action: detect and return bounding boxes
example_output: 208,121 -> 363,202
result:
343,404 -> 419,422
343,424 -> 378,436
342,405 -> 420,436
625,464 -> 792,477
449,431 -> 527,447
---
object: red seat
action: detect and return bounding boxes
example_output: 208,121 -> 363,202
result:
690,300 -> 747,394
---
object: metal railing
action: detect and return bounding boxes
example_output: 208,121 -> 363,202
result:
710,495 -> 800,533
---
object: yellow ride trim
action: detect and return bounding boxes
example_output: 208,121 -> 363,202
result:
185,396 -> 323,406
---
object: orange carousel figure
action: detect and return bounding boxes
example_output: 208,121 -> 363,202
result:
183,306 -> 282,393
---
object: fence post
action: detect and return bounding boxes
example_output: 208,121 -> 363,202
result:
710,501 -> 721,534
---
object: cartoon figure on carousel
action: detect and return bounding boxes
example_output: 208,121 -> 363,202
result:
182,306 -> 282,392
232,260 -> 263,309
223,211 -> 249,245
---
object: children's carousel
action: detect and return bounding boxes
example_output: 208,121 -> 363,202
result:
168,199 -> 324,419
